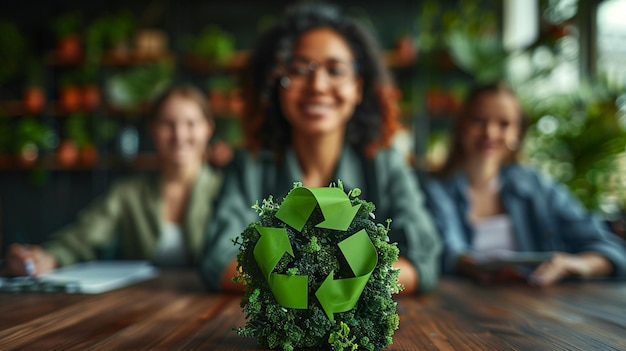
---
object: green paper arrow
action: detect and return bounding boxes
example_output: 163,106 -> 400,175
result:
254,227 -> 308,309
275,187 -> 361,232
253,186 -> 377,321
315,229 -> 378,321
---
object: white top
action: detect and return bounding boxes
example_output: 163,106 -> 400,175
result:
153,222 -> 189,267
472,214 -> 516,253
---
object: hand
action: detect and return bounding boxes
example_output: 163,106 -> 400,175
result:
394,256 -> 418,294
528,252 -> 597,286
5,244 -> 57,276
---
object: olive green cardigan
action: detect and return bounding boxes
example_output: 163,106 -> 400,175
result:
201,145 -> 441,293
42,166 -> 222,268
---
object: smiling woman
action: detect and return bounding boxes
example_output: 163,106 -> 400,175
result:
420,81 -> 626,285
201,2 -> 441,296
278,28 -> 363,148
4,84 -> 224,278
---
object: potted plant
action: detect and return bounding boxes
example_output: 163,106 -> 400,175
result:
15,118 -> 55,167
207,75 -> 236,116
394,33 -> 417,66
189,25 -> 236,66
105,61 -> 174,111
105,10 -> 135,60
78,64 -> 101,112
51,12 -> 83,63
57,112 -> 97,167
58,74 -> 82,113
23,58 -> 46,115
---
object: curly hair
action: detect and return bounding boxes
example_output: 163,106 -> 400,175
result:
240,2 -> 400,158
439,81 -> 528,177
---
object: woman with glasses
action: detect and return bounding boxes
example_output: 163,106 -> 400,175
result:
201,3 -> 441,294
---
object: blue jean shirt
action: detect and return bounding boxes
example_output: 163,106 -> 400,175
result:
420,164 -> 626,277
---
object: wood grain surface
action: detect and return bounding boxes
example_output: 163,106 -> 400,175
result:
1,270 -> 624,350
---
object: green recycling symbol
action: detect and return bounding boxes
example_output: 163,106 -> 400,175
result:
253,187 -> 378,321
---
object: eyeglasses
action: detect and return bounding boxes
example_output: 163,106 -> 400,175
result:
280,58 -> 358,89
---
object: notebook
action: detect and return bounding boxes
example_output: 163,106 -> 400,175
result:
36,260 -> 158,294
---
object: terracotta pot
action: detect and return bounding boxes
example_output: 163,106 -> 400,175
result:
209,91 -> 229,116
56,140 -> 79,167
426,89 -> 449,116
229,91 -> 244,116
81,84 -> 101,111
395,36 -> 417,64
56,34 -> 82,63
79,144 -> 98,167
60,85 -> 82,112
23,87 -> 46,114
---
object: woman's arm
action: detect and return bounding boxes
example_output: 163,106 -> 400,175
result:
529,252 -> 614,286
541,173 -> 626,279
200,151 -> 257,292
380,150 -> 442,294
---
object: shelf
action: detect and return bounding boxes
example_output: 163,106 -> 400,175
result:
44,53 -> 84,67
44,50 -> 175,68
184,51 -> 249,73
0,152 -> 160,171
0,100 -> 34,116
101,50 -> 176,67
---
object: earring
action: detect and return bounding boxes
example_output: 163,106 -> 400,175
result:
280,76 -> 290,88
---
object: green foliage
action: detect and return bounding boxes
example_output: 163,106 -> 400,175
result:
190,25 -> 235,64
0,20 -> 28,84
85,10 -> 135,66
51,12 -> 83,38
328,322 -> 358,351
105,61 -> 174,111
65,113 -> 93,149
523,82 -> 626,212
15,119 -> 55,152
416,0 -> 504,81
234,184 -> 401,350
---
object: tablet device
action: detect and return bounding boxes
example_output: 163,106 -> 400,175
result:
472,250 -> 554,271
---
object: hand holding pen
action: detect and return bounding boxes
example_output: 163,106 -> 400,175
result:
5,243 -> 57,277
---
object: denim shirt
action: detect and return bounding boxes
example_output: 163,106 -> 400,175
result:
421,164 -> 626,277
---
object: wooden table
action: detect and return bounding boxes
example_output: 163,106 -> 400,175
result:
1,271 -> 624,350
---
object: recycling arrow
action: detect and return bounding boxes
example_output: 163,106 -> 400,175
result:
315,229 -> 377,321
253,186 -> 377,321
275,187 -> 361,232
253,226 -> 308,309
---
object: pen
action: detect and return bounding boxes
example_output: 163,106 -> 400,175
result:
24,257 -> 36,277
21,245 -> 37,277
15,232 -> 36,277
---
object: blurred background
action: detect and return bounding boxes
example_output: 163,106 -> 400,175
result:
1,0 -> 626,252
